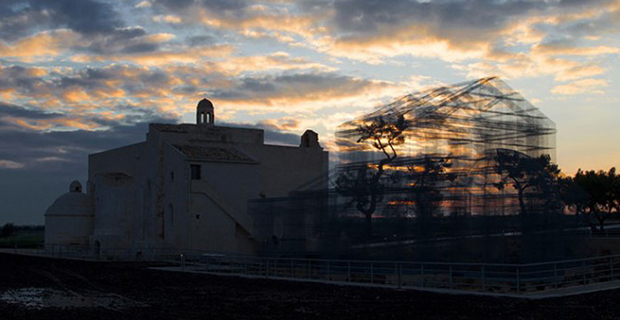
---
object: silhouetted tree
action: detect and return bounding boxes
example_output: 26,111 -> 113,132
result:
0,223 -> 15,238
405,156 -> 456,238
336,114 -> 408,239
493,150 -> 561,215
558,176 -> 589,215
573,168 -> 620,230
407,156 -> 456,218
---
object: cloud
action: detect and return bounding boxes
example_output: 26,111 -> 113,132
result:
153,15 -> 182,24
257,118 -> 300,132
0,0 -> 123,41
0,101 -> 178,170
0,29 -> 80,61
532,42 -> 620,56
551,78 -> 609,95
0,160 -> 25,169
208,72 -> 395,107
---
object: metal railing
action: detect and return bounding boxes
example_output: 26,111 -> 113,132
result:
8,244 -> 620,296
179,253 -> 620,296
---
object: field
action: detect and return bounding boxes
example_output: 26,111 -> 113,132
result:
2,253 -> 620,319
0,228 -> 43,249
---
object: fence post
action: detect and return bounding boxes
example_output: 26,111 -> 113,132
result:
266,258 -> 270,278
420,264 -> 425,288
449,265 -> 453,289
327,261 -> 331,280
610,257 -> 614,280
397,263 -> 402,289
582,260 -> 587,284
347,261 -> 351,282
370,262 -> 374,284
516,266 -> 520,294
554,263 -> 558,288
481,265 -> 486,291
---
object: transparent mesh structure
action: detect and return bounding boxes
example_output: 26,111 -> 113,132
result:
249,77 -> 583,263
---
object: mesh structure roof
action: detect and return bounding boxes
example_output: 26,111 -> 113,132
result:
336,77 -> 556,165
335,77 -> 557,217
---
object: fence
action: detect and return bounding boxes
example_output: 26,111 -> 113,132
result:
13,244 -> 183,261
179,253 -> 620,296
9,244 -> 620,296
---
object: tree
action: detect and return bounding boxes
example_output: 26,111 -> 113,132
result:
493,149 -> 561,215
406,156 -> 456,220
0,223 -> 15,238
558,176 -> 589,215
573,168 -> 620,230
336,114 -> 408,239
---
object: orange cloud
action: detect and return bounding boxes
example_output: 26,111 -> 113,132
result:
153,15 -> 182,24
0,30 -> 80,61
551,78 -> 609,95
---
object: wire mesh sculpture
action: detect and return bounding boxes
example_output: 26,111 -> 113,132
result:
335,76 -> 557,220
250,77 -> 572,261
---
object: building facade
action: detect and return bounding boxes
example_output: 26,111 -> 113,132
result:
45,99 -> 328,255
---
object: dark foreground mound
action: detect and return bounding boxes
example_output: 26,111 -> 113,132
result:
1,252 -> 620,320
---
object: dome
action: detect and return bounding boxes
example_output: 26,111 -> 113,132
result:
197,98 -> 214,110
69,180 -> 82,193
45,192 -> 94,217
196,98 -> 215,125
44,181 -> 94,247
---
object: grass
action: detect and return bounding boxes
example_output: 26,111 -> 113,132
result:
0,229 -> 44,249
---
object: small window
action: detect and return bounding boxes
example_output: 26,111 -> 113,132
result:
170,171 -> 174,181
190,164 -> 201,180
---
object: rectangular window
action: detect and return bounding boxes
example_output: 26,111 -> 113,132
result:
190,164 -> 201,180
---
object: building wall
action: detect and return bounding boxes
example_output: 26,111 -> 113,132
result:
162,143 -> 190,249
190,178 -> 257,253
247,144 -> 328,197
79,121 -> 327,255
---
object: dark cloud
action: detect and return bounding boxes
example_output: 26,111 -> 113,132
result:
0,65 -> 48,95
0,64 -> 183,101
210,72 -> 376,102
326,0 -> 620,47
0,101 -> 63,121
0,1 -> 163,56
0,102 -> 174,225
331,0 -> 545,38
188,35 -> 215,46
76,26 -> 163,55
152,0 -> 249,15
0,0 -> 122,41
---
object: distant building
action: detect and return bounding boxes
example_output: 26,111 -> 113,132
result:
45,99 -> 328,255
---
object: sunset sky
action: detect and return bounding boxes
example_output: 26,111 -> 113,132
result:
1,0 -> 619,224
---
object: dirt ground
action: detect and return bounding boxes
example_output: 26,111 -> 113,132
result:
1,252 -> 620,320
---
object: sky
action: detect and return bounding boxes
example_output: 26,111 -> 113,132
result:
0,0 -> 619,225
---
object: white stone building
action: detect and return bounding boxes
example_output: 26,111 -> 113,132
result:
45,99 -> 328,255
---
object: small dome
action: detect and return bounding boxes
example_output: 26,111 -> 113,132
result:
45,192 -> 94,217
197,98 -> 214,110
196,98 -> 215,125
70,180 -> 82,193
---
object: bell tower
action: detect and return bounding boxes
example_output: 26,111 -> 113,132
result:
196,98 -> 214,125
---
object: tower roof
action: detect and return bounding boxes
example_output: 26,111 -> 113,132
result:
197,98 -> 214,110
